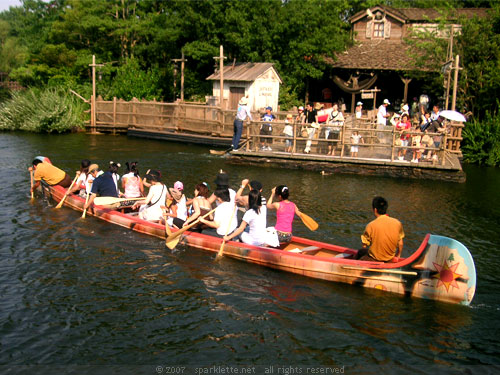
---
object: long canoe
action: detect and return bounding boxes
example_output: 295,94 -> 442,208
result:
39,183 -> 476,305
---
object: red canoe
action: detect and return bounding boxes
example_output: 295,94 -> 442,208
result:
39,183 -> 476,305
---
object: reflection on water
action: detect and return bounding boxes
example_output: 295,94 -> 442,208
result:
0,133 -> 499,370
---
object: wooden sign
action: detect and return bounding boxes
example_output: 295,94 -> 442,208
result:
361,92 -> 374,99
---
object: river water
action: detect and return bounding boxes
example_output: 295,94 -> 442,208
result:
0,132 -> 499,374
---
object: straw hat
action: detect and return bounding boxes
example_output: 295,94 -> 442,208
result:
239,97 -> 248,105
314,102 -> 323,110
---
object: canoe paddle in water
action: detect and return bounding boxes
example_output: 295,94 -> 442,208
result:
81,193 -> 91,218
216,203 -> 238,260
29,168 -> 34,199
298,212 -> 319,231
165,208 -> 216,250
55,172 -> 80,209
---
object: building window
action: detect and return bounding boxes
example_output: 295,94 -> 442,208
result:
373,22 -> 384,38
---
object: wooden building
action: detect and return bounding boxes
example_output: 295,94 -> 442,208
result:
206,62 -> 282,111
323,5 -> 488,110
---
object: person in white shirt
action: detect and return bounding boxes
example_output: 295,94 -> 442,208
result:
377,99 -> 390,128
208,171 -> 236,206
355,102 -> 363,119
430,105 -> 440,121
224,187 -> 267,246
200,188 -> 237,238
232,96 -> 252,151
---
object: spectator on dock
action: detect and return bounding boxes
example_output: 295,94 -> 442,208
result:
424,116 -> 446,161
420,111 -> 432,132
419,92 -> 429,112
430,105 -> 441,121
295,106 -> 306,124
283,114 -> 294,153
303,102 -> 318,154
355,196 -> 404,262
355,102 -> 363,119
260,106 -> 275,151
232,96 -> 252,151
350,131 -> 364,158
411,124 -> 423,163
377,99 -> 390,128
326,102 -> 344,156
396,114 -> 412,161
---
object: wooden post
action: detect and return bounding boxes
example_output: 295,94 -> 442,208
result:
112,96 -> 117,134
219,45 -> 224,109
340,124 -> 345,157
351,93 -> 355,114
400,77 -> 412,104
171,52 -> 187,101
451,54 -> 460,111
445,68 -> 452,110
292,122 -> 296,154
91,55 -> 96,132
246,124 -> 250,151
391,128 -> 395,162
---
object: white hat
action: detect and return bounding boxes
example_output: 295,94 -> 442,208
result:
383,99 -> 390,105
402,104 -> 409,111
356,101 -> 363,106
239,97 -> 248,105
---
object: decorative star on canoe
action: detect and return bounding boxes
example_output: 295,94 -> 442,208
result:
433,261 -> 462,292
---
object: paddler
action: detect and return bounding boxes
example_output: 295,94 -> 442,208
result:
355,196 -> 405,262
29,158 -> 73,195
83,163 -> 120,211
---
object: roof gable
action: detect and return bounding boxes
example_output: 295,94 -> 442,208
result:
206,62 -> 282,83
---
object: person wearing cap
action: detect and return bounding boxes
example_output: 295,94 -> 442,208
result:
232,96 -> 252,151
84,163 -> 100,196
355,196 -> 404,262
132,170 -> 167,222
355,102 -> 363,119
260,106 -> 275,151
83,163 -> 120,211
295,106 -> 306,125
166,181 -> 188,228
283,114 -> 294,153
208,170 -> 236,206
326,102 -> 344,156
29,159 -> 73,195
377,99 -> 391,127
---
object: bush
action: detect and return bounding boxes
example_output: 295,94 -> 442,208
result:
462,111 -> 500,166
0,87 -> 86,133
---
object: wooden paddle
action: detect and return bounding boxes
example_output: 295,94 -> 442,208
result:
298,212 -> 319,231
210,139 -> 250,155
81,193 -> 90,218
94,196 -> 144,206
165,208 -> 216,250
216,203 -> 237,260
55,172 -> 79,209
29,169 -> 34,199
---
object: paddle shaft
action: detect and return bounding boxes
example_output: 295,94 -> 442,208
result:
165,208 -> 216,249
82,193 -> 90,218
93,196 -> 144,206
55,173 -> 79,209
216,203 -> 237,259
29,169 -> 34,199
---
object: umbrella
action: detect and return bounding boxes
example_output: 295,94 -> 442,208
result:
439,110 -> 467,122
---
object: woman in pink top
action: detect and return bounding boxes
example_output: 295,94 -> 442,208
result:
121,162 -> 144,198
267,185 -> 302,245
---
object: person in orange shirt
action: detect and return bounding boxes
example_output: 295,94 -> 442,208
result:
30,159 -> 72,195
355,196 -> 405,262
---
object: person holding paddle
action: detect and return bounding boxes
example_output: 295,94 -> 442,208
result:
133,170 -> 167,222
29,159 -> 73,195
267,185 -> 303,245
183,183 -> 213,232
68,159 -> 91,196
83,163 -> 120,211
199,188 -> 237,238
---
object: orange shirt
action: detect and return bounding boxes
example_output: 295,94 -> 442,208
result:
34,162 -> 66,185
361,215 -> 405,261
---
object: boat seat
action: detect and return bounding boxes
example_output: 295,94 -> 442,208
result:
287,246 -> 321,253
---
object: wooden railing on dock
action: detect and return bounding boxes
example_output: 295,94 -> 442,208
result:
87,97 -> 463,163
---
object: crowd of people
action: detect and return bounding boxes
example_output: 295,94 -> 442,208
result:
30,158 -> 405,263
232,95 -> 450,162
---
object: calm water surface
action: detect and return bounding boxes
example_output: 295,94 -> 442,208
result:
0,133 -> 499,373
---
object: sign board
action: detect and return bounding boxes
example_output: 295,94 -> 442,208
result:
361,92 -> 374,99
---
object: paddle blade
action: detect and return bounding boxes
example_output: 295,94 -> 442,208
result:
300,213 -> 319,231
216,241 -> 226,259
166,235 -> 181,250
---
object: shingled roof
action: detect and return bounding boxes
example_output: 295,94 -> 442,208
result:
349,5 -> 489,24
206,62 -> 282,83
325,40 -> 434,72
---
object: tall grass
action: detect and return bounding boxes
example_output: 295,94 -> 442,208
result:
0,87 -> 86,133
462,112 -> 500,167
